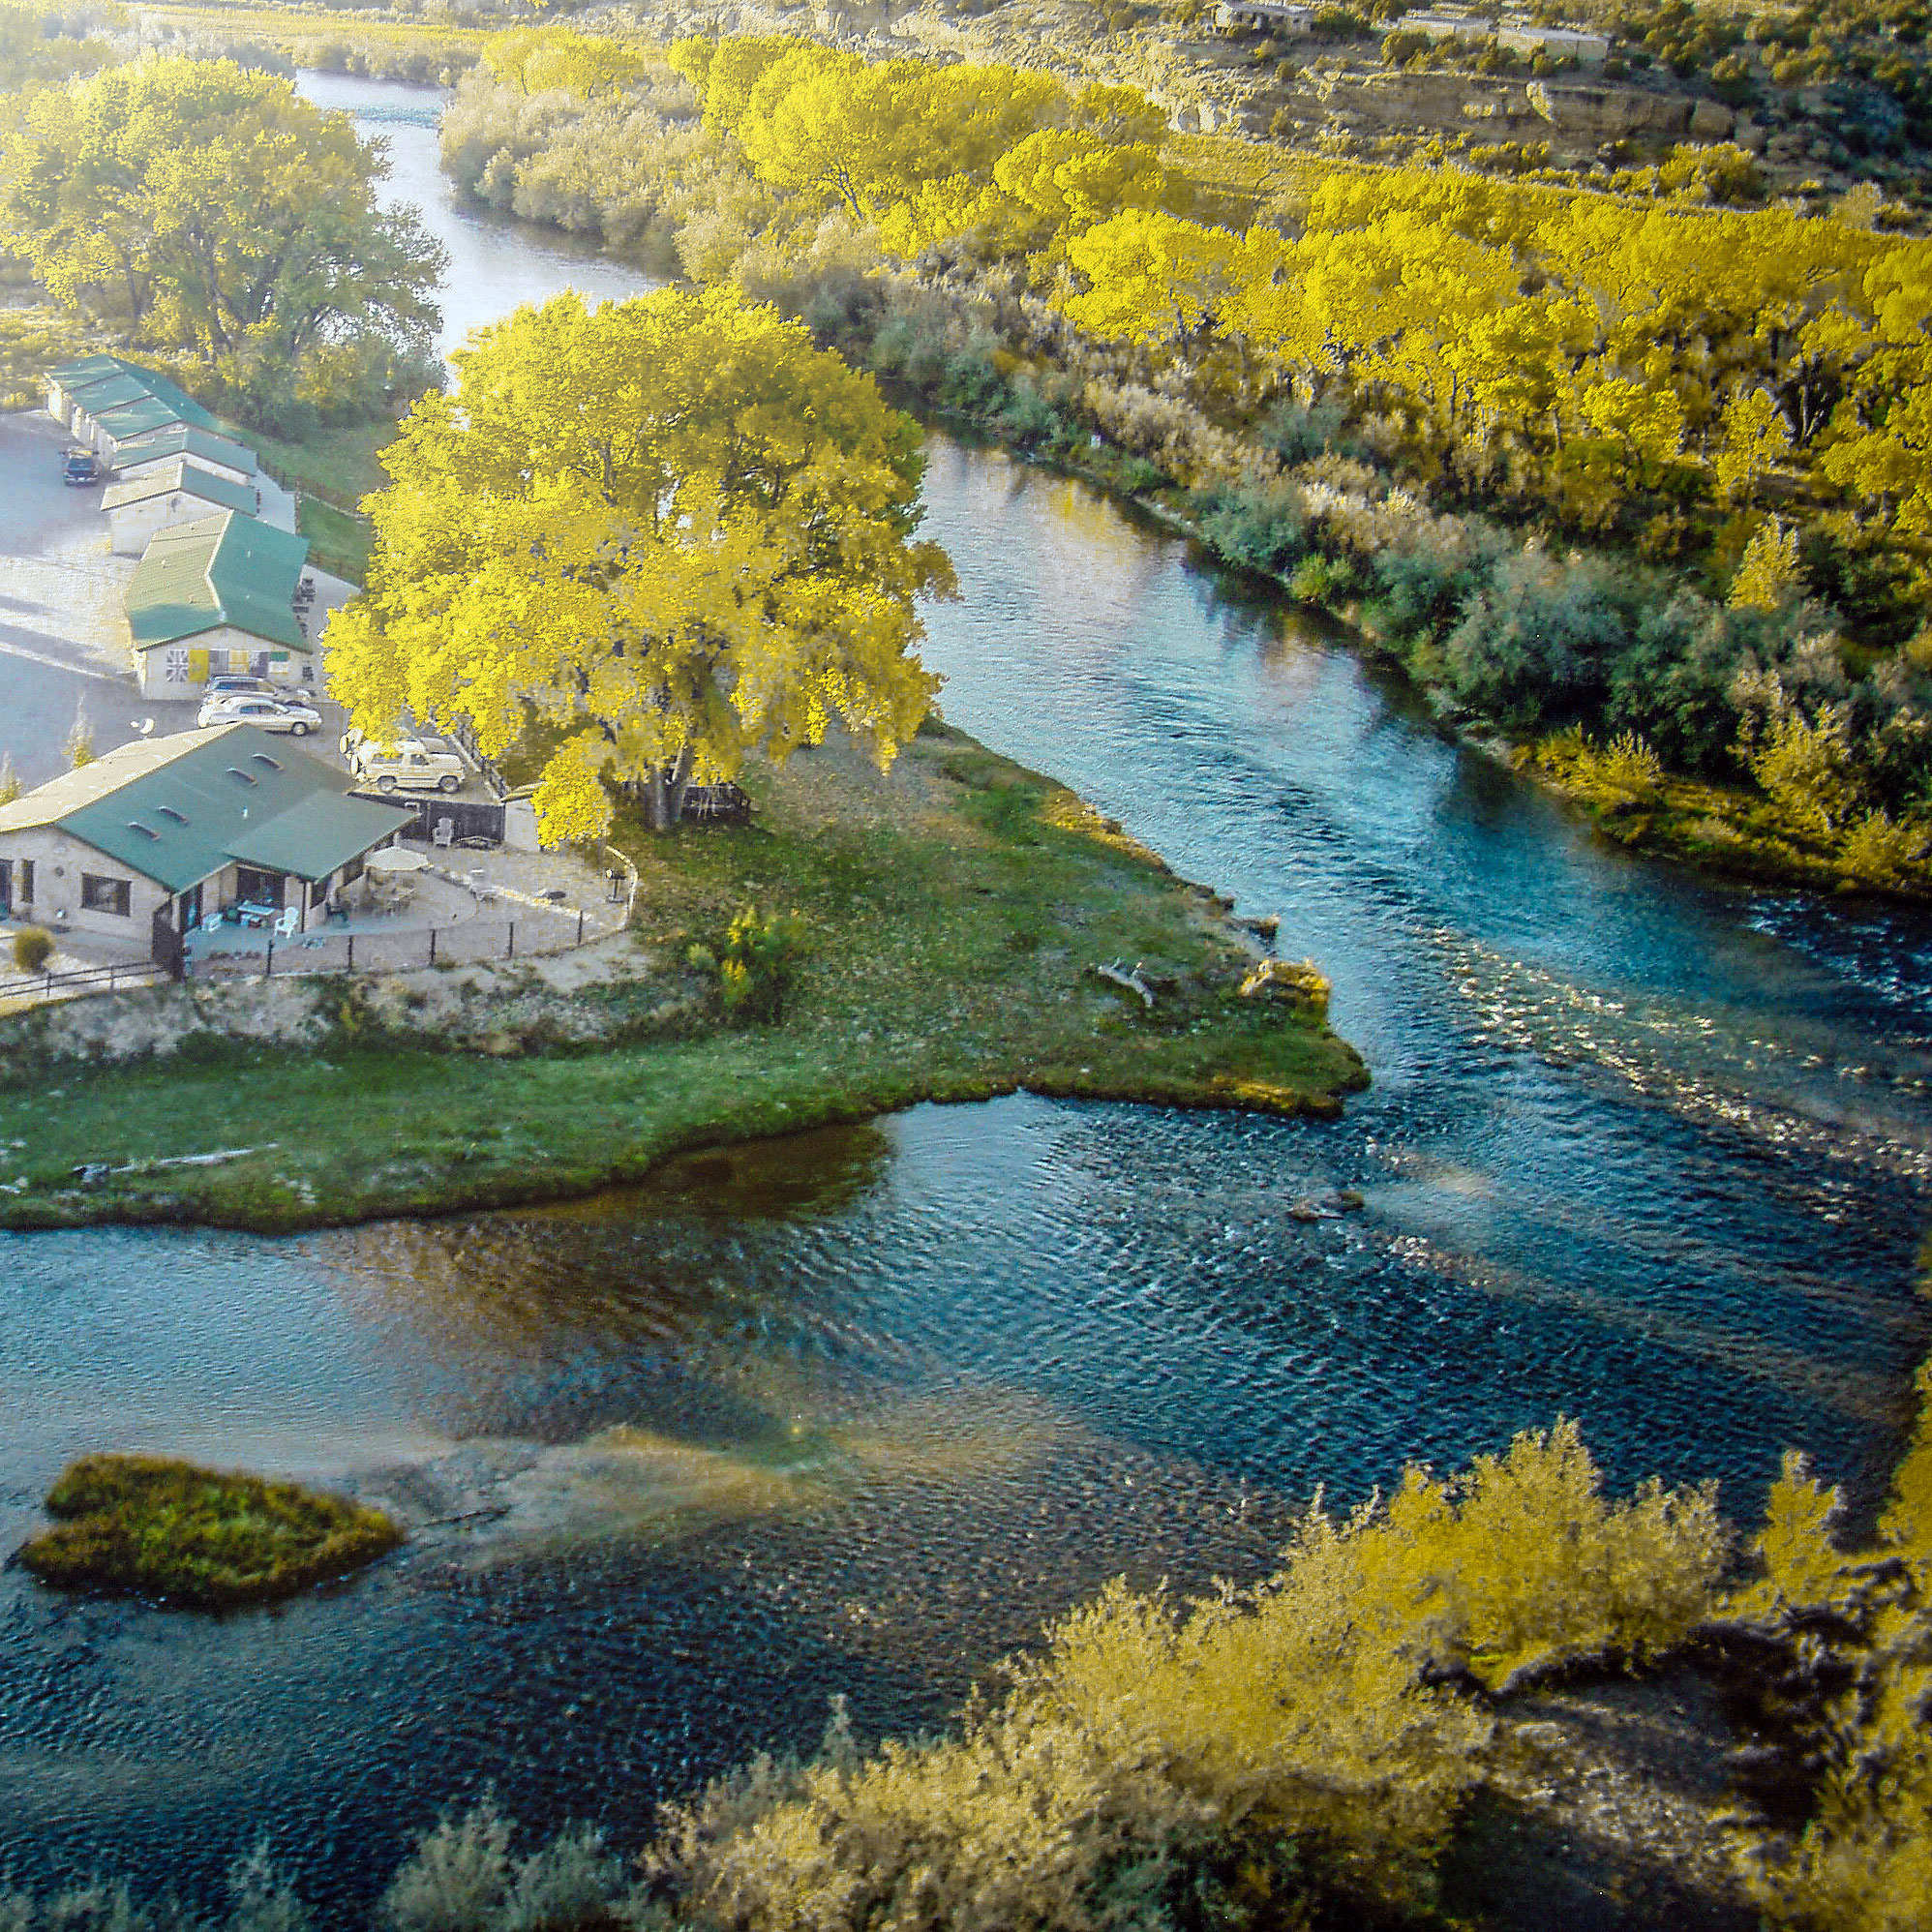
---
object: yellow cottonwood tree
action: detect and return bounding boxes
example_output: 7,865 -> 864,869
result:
1063,209 -> 1244,350
328,288 -> 954,841
479,26 -> 649,100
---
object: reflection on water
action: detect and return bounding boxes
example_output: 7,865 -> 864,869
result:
0,71 -> 1927,1920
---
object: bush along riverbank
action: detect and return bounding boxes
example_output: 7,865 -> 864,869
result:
0,722 -> 1365,1234
430,28 -> 1932,901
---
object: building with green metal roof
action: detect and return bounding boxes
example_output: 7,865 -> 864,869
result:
107,424 -> 258,482
91,392 -> 221,456
103,460 -> 261,555
47,352 -> 222,451
0,726 -> 412,953
125,510 -> 313,700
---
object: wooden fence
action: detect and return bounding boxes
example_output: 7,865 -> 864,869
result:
190,907 -> 592,981
0,958 -> 162,1003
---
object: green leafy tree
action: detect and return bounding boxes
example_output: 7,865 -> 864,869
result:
0,55 -> 444,419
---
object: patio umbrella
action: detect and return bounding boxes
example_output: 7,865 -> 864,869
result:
366,846 -> 430,875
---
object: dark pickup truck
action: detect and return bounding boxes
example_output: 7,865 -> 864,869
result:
62,447 -> 98,486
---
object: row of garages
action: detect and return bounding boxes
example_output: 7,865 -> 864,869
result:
47,356 -> 317,704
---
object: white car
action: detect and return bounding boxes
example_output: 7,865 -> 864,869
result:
198,693 -> 323,737
347,733 -> 465,795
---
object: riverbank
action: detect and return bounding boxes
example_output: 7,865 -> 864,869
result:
0,721 -> 1366,1233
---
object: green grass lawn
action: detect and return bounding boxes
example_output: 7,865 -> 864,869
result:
222,416 -> 396,508
0,722 -> 1367,1231
16,1454 -> 402,1608
296,496 -> 373,585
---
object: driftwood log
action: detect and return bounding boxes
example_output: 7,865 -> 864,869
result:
1091,959 -> 1156,1009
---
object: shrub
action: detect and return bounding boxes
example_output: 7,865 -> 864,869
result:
687,907 -> 807,1023
379,1800 -> 639,1932
1743,701 -> 1862,836
1571,729 -> 1665,801
1436,550 -> 1630,729
1836,808 -> 1930,885
11,925 -> 53,974
643,1421 -> 1724,1930
1288,552 -> 1356,603
15,1454 -> 403,1608
1312,3 -> 1372,36
1193,479 -> 1308,575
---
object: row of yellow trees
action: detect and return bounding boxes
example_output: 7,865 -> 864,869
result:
670,33 -> 1931,604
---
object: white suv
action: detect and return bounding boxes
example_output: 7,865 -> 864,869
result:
344,729 -> 466,795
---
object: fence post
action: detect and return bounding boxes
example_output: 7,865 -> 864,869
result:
347,933 -> 354,972
506,921 -> 515,961
576,908 -> 585,945
429,925 -> 438,966
264,935 -> 274,978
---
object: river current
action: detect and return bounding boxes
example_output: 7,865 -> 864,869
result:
1,73 -> 1928,1912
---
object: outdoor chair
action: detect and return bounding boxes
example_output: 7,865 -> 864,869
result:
274,908 -> 299,939
432,818 -> 455,849
199,913 -> 223,935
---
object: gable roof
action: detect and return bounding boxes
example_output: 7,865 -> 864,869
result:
0,726 -> 413,891
51,353 -> 221,432
102,459 -> 257,519
50,353 -> 136,388
125,511 -> 310,652
93,394 -> 218,442
67,373 -> 156,415
106,424 -> 258,478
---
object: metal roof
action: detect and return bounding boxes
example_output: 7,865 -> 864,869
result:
0,726 -> 412,891
66,373 -> 155,415
93,395 -> 216,442
101,460 -> 257,519
51,353 -> 221,428
49,354 -> 134,387
125,511 -> 310,652
106,425 -> 258,477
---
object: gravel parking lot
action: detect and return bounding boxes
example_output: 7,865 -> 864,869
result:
0,409 -> 181,786
0,408 -> 377,789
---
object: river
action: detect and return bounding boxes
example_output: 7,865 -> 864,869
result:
0,72 -> 1928,1915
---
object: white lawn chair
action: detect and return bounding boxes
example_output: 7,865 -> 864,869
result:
199,913 -> 223,935
432,817 -> 455,850
274,907 -> 299,939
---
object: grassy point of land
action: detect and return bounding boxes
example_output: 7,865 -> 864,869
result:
15,1454 -> 403,1608
0,722 -> 1367,1233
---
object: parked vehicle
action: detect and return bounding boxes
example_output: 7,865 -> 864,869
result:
62,448 -> 97,486
204,674 -> 277,699
344,730 -> 465,795
197,693 -> 322,736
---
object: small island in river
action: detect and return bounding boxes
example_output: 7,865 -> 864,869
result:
0,720 -> 1367,1234
16,1454 -> 403,1609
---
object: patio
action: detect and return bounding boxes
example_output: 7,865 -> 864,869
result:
184,841 -> 629,980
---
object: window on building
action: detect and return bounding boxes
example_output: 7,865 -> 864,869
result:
79,874 -> 132,917
19,860 -> 33,903
311,876 -> 329,910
